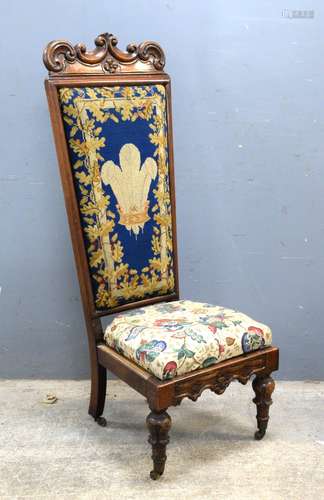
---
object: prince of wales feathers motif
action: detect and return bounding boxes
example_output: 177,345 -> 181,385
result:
101,143 -> 157,235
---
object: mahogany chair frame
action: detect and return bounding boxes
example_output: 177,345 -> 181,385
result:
43,33 -> 279,480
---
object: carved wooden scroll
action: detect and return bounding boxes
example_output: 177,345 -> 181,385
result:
43,33 -> 166,77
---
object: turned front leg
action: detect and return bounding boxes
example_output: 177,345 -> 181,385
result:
252,375 -> 275,440
146,409 -> 171,480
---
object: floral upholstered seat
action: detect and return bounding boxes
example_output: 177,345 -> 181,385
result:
104,300 -> 272,380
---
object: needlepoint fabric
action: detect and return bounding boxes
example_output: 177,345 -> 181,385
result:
59,85 -> 175,311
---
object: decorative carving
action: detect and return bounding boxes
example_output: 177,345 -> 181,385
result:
43,33 -> 165,76
173,362 -> 265,406
252,375 -> 275,440
137,41 -> 165,71
103,58 -> 119,74
75,34 -> 108,65
43,40 -> 76,72
146,410 -> 171,480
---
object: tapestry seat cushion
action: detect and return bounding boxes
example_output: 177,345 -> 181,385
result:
104,300 -> 272,380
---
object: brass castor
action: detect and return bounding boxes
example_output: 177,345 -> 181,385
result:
95,416 -> 107,427
150,470 -> 161,480
254,429 -> 266,440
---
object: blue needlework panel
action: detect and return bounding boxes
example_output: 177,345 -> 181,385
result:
59,85 -> 175,310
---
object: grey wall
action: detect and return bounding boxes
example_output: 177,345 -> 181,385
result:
1,0 -> 323,379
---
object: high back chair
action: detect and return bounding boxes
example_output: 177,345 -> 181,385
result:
43,32 -> 279,480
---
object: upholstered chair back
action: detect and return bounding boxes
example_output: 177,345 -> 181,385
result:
59,84 -> 177,312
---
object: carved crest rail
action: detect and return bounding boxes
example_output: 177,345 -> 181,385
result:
43,33 -> 165,76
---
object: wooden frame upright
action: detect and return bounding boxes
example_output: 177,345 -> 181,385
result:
43,33 -> 279,480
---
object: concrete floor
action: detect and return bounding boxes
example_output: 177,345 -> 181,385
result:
0,380 -> 323,500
